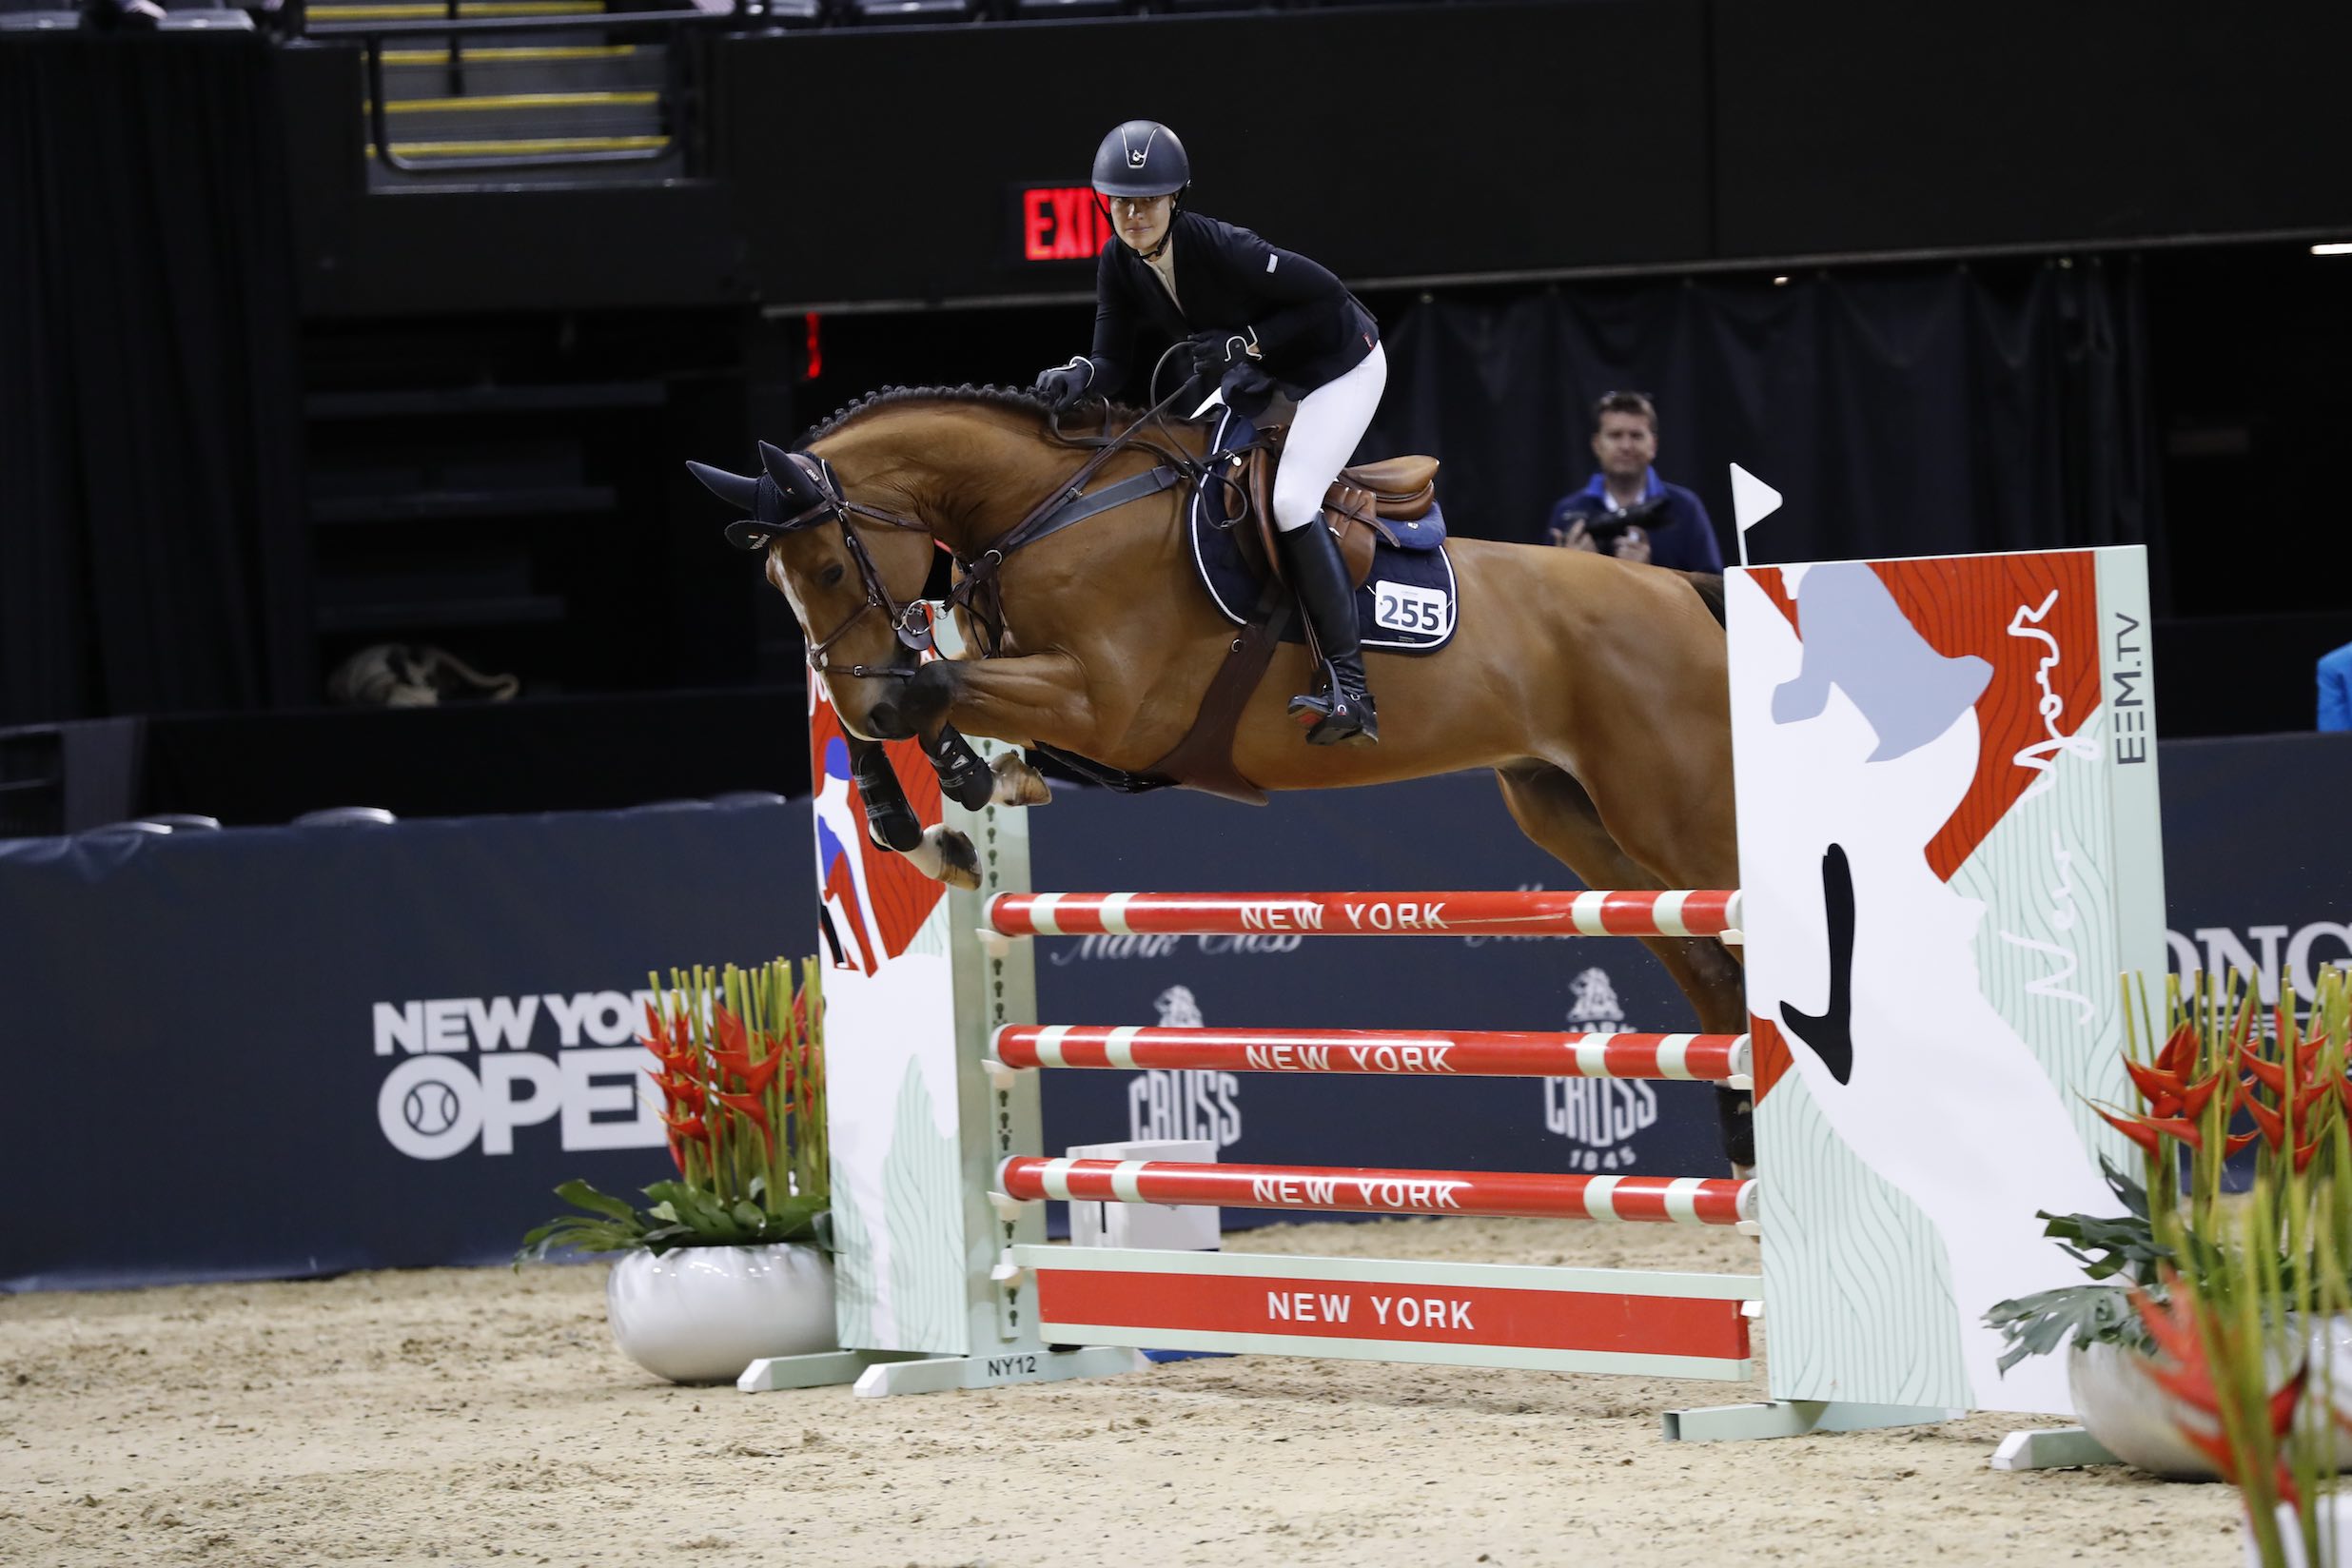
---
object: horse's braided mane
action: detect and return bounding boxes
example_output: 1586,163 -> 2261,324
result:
794,382 -> 1155,446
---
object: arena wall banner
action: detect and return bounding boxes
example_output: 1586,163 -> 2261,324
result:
2,726 -> 2342,1293
0,801 -> 816,1292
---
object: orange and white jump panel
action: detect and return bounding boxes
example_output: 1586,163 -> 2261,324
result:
1006,1245 -> 1762,1380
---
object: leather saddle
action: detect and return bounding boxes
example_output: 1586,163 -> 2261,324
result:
1236,429 -> 1440,588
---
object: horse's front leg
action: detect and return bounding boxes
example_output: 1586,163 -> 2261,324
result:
876,655 -> 1084,810
842,733 -> 981,890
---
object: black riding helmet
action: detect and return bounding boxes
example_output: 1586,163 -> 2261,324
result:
1091,120 -> 1189,201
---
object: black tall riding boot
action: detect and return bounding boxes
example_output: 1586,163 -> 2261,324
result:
1274,519 -> 1379,747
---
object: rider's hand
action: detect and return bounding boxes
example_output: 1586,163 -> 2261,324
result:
1553,518 -> 1598,553
1034,362 -> 1091,412
1610,525 -> 1652,564
1187,329 -> 1258,378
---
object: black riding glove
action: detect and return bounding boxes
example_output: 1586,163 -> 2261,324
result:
1034,361 -> 1092,412
1218,361 -> 1278,420
1186,328 -> 1261,380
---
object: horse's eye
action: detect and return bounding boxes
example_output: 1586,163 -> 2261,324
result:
820,563 -> 846,588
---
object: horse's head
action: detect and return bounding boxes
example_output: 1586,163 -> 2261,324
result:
688,440 -> 939,738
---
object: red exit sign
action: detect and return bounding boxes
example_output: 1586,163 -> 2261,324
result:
1020,186 -> 1106,262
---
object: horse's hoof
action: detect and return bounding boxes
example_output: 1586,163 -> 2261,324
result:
905,824 -> 982,890
989,751 -> 1052,808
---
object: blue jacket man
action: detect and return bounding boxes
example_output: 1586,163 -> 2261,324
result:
2321,642 -> 2352,733
1545,391 -> 1725,574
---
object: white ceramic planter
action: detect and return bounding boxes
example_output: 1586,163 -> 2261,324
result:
2068,1340 -> 2224,1480
605,1243 -> 837,1384
2069,1315 -> 2352,1483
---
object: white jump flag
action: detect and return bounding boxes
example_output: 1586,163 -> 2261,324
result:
1729,464 -> 1783,569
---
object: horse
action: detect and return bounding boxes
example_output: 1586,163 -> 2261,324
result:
690,383 -> 1754,1164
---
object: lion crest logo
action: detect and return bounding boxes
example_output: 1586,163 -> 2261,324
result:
1153,985 -> 1204,1029
1567,968 -> 1626,1030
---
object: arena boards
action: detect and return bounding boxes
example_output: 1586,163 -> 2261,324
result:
754,546 -> 2161,1438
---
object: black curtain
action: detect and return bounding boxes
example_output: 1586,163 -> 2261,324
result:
0,34 -> 309,727
1362,258 -> 2162,591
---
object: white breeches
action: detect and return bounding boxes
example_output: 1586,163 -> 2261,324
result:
1270,342 -> 1387,533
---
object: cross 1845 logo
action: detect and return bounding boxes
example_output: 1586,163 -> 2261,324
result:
1125,985 -> 1243,1147
1540,968 -> 1656,1171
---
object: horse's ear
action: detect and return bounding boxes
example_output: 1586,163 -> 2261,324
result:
686,461 -> 760,512
759,441 -> 829,511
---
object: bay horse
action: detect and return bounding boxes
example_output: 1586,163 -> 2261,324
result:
691,384 -> 1753,1164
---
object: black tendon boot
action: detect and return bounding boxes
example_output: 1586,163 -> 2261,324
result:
1273,520 -> 1379,746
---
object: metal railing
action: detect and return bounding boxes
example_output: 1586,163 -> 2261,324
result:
304,4 -> 734,176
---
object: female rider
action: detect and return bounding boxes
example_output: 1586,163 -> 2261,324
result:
1033,119 -> 1385,748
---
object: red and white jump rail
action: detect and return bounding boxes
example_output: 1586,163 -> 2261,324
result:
983,888 -> 1744,942
996,1155 -> 1758,1227
990,1024 -> 1753,1088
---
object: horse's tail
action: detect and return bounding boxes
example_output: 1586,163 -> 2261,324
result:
1676,570 -> 1728,628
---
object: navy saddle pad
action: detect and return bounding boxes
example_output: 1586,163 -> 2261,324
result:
1186,408 -> 1458,655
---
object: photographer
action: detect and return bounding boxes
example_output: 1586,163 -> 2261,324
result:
1545,391 -> 1725,573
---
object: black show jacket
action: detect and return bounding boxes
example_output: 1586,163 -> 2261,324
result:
1082,210 -> 1380,401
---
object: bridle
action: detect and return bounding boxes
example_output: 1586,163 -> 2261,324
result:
736,454 -> 942,683
737,376 -> 1215,681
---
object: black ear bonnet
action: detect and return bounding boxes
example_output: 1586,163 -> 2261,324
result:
686,441 -> 844,551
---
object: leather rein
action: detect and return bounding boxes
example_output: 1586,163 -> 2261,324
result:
784,382 -> 1218,680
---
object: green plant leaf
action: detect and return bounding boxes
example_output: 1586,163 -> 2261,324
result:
551,1179 -> 639,1225
1984,1284 -> 2148,1371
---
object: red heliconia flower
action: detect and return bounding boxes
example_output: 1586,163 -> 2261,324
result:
2178,1072 -> 2226,1120
2244,1053 -> 2288,1098
2226,1129 -> 2261,1157
715,1091 -> 777,1155
2133,1282 -> 2204,1377
2157,1020 -> 2199,1076
2098,1106 -> 2203,1155
656,1073 -> 706,1110
2244,1094 -> 2285,1150
2230,1003 -> 2260,1060
715,1090 -> 771,1130
2140,1346 -> 2218,1410
713,1005 -> 749,1058
657,1107 -> 707,1140
733,1047 -> 782,1099
2268,1367 -> 2310,1510
2131,1284 -> 2307,1504
639,1009 -> 696,1074
2125,1058 -> 2188,1117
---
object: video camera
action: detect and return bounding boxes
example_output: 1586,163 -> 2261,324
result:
1551,495 -> 1676,551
